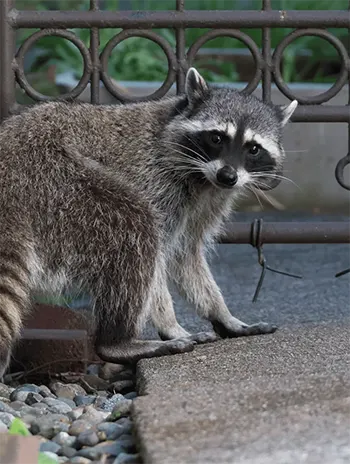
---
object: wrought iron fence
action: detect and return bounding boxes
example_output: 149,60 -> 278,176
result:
0,0 -> 349,250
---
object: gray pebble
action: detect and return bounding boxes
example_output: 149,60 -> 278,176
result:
76,448 -> 102,460
25,392 -> 44,405
95,393 -> 124,412
0,420 -> 8,432
50,382 -> 86,400
108,400 -> 132,420
18,405 -> 47,417
10,384 -> 40,402
69,458 -> 92,464
93,395 -> 108,410
48,403 -> 72,415
10,390 -> 30,402
0,383 -> 14,399
42,398 -> 62,407
67,407 -> 84,421
57,397 -> 76,408
94,440 -> 124,456
68,419 -> 93,436
124,392 -> 137,400
39,385 -> 55,398
58,445 -> 77,458
74,395 -> 96,407
79,405 -> 109,425
86,363 -> 100,376
32,403 -> 49,411
113,453 -> 140,464
52,431 -> 77,448
41,451 -> 59,462
21,414 -> 39,426
40,441 -> 62,454
30,414 -> 70,439
97,422 -> 124,440
115,418 -> 132,435
0,400 -> 19,416
0,412 -> 15,427
9,400 -> 26,410
77,430 -> 100,447
43,398 -> 72,414
0,396 -> 10,404
58,458 -> 69,464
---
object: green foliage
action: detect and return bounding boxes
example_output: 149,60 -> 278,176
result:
15,1 -> 348,92
8,418 -> 31,436
8,419 -> 57,464
38,453 -> 59,464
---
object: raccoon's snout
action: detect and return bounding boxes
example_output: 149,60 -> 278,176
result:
216,165 -> 238,188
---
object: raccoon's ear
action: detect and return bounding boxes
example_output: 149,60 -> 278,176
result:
185,68 -> 209,104
280,100 -> 298,126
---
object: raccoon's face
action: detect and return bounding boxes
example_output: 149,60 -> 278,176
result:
166,68 -> 297,192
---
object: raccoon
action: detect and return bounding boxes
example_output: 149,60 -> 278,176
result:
0,68 -> 297,377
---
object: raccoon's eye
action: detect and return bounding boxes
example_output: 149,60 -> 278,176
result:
249,145 -> 260,156
210,133 -> 223,145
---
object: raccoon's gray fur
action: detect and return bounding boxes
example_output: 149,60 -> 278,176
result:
0,68 -> 297,377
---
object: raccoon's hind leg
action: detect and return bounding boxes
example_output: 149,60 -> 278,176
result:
0,234 -> 34,379
77,183 -> 196,364
92,266 -> 196,364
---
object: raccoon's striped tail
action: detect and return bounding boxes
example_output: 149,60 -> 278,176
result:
0,246 -> 33,379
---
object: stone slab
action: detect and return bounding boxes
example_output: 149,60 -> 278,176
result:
133,323 -> 350,464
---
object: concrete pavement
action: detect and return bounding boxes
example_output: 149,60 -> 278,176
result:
134,324 -> 350,464
133,213 -> 350,464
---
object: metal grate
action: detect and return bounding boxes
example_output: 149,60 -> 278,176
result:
0,0 -> 349,246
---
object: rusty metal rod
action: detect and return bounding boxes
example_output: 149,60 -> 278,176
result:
220,222 -> 350,244
22,329 -> 88,340
9,10 -> 350,29
8,104 -> 350,123
0,0 -> 15,122
292,106 -> 350,123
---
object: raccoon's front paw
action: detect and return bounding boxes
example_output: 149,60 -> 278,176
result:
212,320 -> 277,338
187,331 -> 219,344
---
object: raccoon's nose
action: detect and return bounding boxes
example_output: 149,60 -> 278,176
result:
216,166 -> 238,187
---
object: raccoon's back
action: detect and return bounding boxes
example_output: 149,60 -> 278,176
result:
0,102 -> 160,259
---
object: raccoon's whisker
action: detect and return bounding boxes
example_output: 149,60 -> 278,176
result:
284,149 -> 309,153
182,134 -> 209,159
250,173 -> 301,191
169,153 -> 206,168
166,148 -> 207,168
167,141 -> 209,163
250,178 -> 272,192
246,185 -> 264,210
252,184 -> 283,210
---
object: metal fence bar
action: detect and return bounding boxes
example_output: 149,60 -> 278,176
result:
0,1 -> 349,248
291,106 -> 350,123
90,0 -> 100,104
0,0 -> 15,122
262,0 -> 272,103
175,0 -> 186,94
220,222 -> 350,244
10,10 -> 350,29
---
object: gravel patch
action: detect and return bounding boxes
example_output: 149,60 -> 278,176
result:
1,362 -> 141,463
